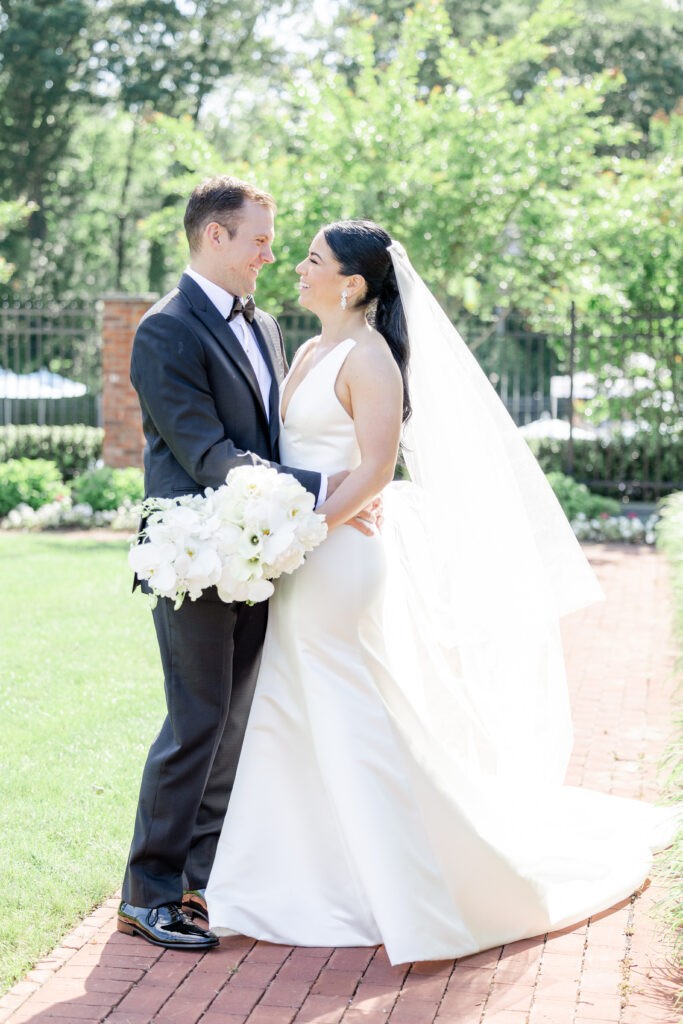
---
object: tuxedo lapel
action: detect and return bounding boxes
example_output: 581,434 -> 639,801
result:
178,274 -> 267,422
251,313 -> 283,451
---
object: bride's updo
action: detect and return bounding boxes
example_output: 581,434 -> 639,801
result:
323,220 -> 411,422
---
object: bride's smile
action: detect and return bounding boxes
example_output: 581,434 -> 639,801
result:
295,230 -> 364,318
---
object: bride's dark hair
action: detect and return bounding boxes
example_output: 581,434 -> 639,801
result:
323,219 -> 411,422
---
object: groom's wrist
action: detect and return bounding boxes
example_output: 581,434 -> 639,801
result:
316,474 -> 328,508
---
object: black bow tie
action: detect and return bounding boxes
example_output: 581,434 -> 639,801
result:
227,295 -> 256,324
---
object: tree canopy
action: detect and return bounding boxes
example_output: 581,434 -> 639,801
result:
0,0 -> 680,332
338,0 -> 683,141
135,1 -> 682,326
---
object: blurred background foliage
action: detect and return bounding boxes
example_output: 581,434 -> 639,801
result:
0,0 -> 680,332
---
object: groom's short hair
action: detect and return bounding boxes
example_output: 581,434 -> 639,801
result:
184,175 -> 276,252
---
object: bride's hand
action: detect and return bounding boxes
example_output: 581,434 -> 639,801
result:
346,494 -> 383,537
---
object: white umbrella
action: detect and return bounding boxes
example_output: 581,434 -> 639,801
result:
0,367 -> 87,399
518,416 -> 600,441
549,371 -> 599,402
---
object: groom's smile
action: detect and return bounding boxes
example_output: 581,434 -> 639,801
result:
189,198 -> 275,299
220,201 -> 275,297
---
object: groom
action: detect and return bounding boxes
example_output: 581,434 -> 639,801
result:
119,176 -> 348,949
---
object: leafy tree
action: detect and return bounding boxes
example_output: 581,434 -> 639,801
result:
3,0 -> 679,351
99,0 -> 293,121
0,198 -> 36,284
0,0 -> 102,245
96,1 -> 300,287
207,0 -> 634,319
555,106 -> 682,317
0,110 -> 222,303
0,0 -> 302,299
338,0 -> 683,142
566,108 -> 683,432
145,0 -> 680,440
138,0 -> 680,327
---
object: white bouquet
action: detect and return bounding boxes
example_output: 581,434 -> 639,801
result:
128,466 -> 327,608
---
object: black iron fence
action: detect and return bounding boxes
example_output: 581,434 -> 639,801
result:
0,302 -> 102,427
280,306 -> 683,501
563,306 -> 682,499
1,300 -> 680,499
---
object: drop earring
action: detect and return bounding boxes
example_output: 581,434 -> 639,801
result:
340,290 -> 348,310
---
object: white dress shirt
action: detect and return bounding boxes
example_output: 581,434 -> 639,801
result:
185,267 -> 327,505
185,266 -> 272,416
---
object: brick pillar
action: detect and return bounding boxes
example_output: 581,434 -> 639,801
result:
100,293 -> 157,469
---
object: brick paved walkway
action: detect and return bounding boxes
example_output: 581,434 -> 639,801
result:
2,544 -> 681,1024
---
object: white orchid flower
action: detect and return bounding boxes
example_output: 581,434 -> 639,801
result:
128,541 -> 177,594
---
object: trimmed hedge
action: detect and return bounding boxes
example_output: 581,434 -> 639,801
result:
0,425 -> 680,499
526,429 -> 683,498
0,425 -> 103,480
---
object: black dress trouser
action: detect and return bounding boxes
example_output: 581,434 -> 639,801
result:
122,591 -> 269,908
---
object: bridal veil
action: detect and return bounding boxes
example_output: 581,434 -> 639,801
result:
380,241 -> 606,793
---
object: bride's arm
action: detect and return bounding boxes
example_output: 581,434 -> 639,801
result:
317,344 -> 403,533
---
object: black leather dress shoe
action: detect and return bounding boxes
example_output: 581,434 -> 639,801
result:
182,888 -> 208,921
117,900 -> 218,949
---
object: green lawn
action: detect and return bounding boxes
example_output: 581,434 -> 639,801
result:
655,494 -> 683,966
0,532 -> 163,992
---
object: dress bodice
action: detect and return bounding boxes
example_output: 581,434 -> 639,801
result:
279,337 -> 360,476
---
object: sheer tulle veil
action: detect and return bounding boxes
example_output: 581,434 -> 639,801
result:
380,241 -> 606,791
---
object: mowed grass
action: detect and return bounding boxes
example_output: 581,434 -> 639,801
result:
0,532 -> 163,992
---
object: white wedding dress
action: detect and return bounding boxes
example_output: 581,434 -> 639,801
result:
206,337 -> 671,965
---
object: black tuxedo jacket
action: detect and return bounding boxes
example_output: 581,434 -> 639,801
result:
130,273 -> 322,502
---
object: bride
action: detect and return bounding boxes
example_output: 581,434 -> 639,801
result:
206,220 -> 671,964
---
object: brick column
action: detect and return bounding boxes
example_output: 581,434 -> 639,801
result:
100,293 -> 157,469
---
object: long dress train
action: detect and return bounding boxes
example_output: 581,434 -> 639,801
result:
206,337 -> 671,965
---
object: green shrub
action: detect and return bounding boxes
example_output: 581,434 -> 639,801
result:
527,428 -> 683,499
0,425 -> 104,480
545,471 -> 620,520
70,466 -> 144,511
0,459 -> 66,517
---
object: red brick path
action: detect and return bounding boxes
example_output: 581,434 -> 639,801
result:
2,544 -> 681,1024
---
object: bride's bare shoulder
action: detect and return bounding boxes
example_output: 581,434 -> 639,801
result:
290,335 -> 320,367
294,335 -> 321,355
345,329 -> 402,390
349,327 -> 399,369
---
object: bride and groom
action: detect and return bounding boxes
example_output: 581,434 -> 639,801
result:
119,174 -> 669,963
